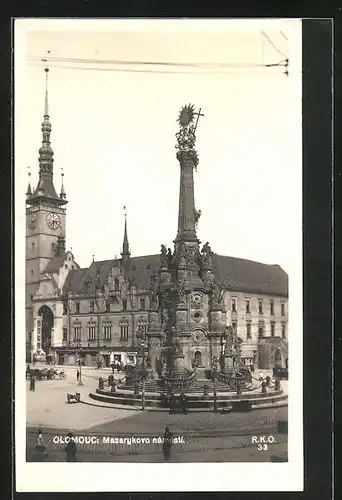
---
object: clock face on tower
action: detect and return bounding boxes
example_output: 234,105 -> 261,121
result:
46,213 -> 61,230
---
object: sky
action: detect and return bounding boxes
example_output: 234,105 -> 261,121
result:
15,19 -> 302,274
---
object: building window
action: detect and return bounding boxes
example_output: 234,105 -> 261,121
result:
258,322 -> 265,338
62,327 -> 68,342
30,294 -> 33,301
63,301 -> 68,315
246,322 -> 252,339
89,301 -> 94,312
270,300 -> 274,315
103,322 -> 112,340
75,302 -> 80,313
281,323 -> 286,339
87,323 -> 96,341
73,322 -> 81,341
31,269 -> 34,276
232,321 -> 237,332
120,321 -> 129,341
122,299 -> 127,311
245,299 -> 251,314
258,300 -> 263,315
271,322 -> 275,337
51,243 -> 56,252
231,298 -> 237,313
105,300 -> 111,312
281,303 -> 285,316
31,242 -> 35,251
137,321 -> 148,339
139,298 -> 146,310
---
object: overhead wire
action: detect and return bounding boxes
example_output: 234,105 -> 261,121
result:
261,31 -> 287,59
29,54 -> 280,69
28,60 -> 287,76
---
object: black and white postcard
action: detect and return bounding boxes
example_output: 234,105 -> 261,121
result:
15,18 -> 303,492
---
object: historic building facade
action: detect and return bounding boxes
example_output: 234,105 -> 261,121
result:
26,71 -> 288,371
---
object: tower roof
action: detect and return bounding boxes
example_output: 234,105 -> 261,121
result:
26,67 -> 67,207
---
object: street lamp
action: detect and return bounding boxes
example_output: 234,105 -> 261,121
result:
138,340 -> 147,411
136,327 -> 147,411
77,344 -> 83,386
212,356 -> 218,412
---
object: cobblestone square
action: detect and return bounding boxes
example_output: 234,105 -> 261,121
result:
26,365 -> 287,462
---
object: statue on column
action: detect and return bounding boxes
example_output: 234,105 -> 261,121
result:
173,281 -> 186,306
167,248 -> 173,267
175,104 -> 199,166
160,244 -> 168,268
200,241 -> 213,268
149,270 -> 159,310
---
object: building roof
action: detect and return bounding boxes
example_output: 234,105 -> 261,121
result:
43,251 -> 80,275
43,253 -> 66,274
62,253 -> 288,297
213,254 -> 288,297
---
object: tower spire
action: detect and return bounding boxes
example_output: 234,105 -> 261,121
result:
38,65 -> 54,175
26,167 -> 32,196
44,64 -> 49,117
27,62 -> 65,205
121,205 -> 130,267
60,168 -> 66,199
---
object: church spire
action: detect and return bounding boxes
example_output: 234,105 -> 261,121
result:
121,205 -> 130,267
27,65 -> 65,205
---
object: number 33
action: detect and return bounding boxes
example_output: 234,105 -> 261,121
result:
257,444 -> 268,451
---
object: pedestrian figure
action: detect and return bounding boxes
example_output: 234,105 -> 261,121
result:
65,432 -> 77,462
162,426 -> 173,461
180,392 -> 187,414
30,373 -> 36,391
169,392 -> 176,414
259,371 -> 264,382
261,380 -> 267,394
35,428 -> 48,454
76,370 -> 80,382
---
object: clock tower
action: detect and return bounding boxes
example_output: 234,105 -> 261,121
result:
25,67 -> 68,340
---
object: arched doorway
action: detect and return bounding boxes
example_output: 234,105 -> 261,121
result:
194,350 -> 202,367
274,348 -> 282,368
38,305 -> 54,354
